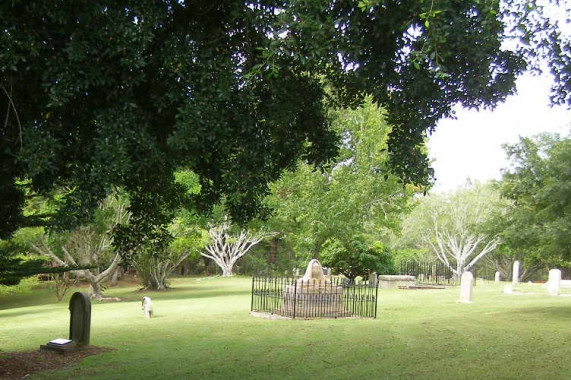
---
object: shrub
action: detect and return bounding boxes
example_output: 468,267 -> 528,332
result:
321,238 -> 395,281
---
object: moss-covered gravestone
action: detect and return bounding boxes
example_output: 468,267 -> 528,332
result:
40,292 -> 91,353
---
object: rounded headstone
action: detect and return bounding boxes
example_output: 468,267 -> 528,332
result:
458,271 -> 474,303
69,292 -> 91,346
547,269 -> 562,296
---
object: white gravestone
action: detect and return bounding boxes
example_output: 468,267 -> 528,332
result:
512,261 -> 520,284
458,272 -> 474,303
369,272 -> 378,286
142,296 -> 153,318
495,271 -> 501,283
547,269 -> 562,296
504,285 -> 513,294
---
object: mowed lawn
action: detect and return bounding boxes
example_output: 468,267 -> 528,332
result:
1,277 -> 570,380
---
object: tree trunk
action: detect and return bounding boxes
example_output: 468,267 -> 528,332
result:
456,260 -> 464,279
222,266 -> 233,277
89,281 -> 104,299
109,267 -> 121,287
180,260 -> 189,275
269,238 -> 278,264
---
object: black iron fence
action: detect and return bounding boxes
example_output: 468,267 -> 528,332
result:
251,276 -> 379,319
399,261 -> 479,286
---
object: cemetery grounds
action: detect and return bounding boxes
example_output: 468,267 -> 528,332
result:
1,276 -> 570,379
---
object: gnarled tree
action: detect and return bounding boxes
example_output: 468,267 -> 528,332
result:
202,223 -> 272,276
403,184 -> 504,278
134,216 -> 208,290
31,193 -> 129,299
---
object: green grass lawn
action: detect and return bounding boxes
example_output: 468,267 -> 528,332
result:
1,277 -> 570,380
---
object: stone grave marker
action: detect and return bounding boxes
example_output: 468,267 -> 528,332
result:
142,296 -> 154,318
495,271 -> 501,283
458,271 -> 474,303
69,292 -> 91,346
41,291 -> 91,353
369,272 -> 378,287
512,260 -> 520,284
547,269 -> 562,296
281,259 -> 350,318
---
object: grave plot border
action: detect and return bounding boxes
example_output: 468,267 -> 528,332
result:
251,276 -> 379,319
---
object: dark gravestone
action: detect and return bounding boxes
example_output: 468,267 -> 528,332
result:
69,292 -> 91,346
40,292 -> 91,353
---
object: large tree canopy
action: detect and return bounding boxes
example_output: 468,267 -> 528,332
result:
496,133 -> 571,265
408,184 -> 504,278
1,0 -> 569,246
265,99 -> 418,260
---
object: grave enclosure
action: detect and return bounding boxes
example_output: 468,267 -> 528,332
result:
251,260 -> 379,319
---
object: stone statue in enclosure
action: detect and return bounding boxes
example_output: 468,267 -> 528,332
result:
41,292 -> 91,352
281,259 -> 350,318
300,259 -> 328,283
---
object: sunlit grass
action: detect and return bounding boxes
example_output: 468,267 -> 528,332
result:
1,277 -> 570,379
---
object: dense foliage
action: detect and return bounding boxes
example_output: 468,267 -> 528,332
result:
396,184 -> 505,277
1,1 -> 569,281
494,134 -> 571,272
0,240 -> 48,286
265,100 -> 419,263
321,239 -> 395,280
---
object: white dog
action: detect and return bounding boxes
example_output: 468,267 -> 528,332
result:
142,296 -> 153,318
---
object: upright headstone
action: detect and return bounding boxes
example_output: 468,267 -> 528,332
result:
503,284 -> 513,294
512,260 -> 520,284
41,291 -> 91,352
142,296 -> 154,318
494,271 -> 501,283
458,271 -> 474,303
547,269 -> 562,296
369,272 -> 378,287
69,292 -> 91,346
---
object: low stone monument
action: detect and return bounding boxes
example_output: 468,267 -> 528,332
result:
142,296 -> 154,318
458,271 -> 474,303
503,284 -> 513,294
281,259 -> 350,318
547,269 -> 562,296
512,260 -> 520,284
41,292 -> 91,353
378,275 -> 416,289
494,271 -> 501,283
